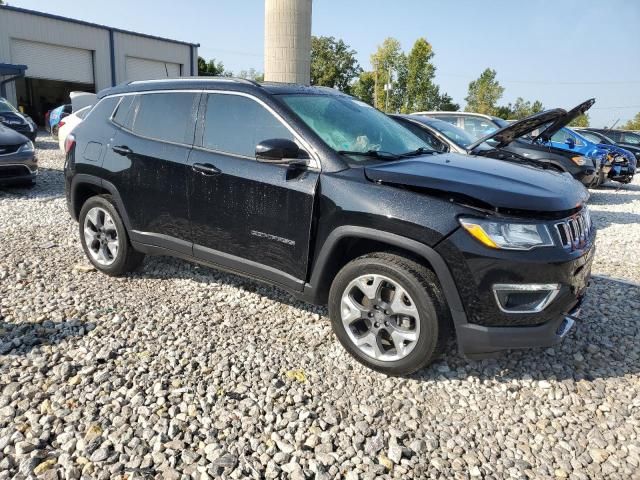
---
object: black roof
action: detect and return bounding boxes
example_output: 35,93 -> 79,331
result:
97,77 -> 349,99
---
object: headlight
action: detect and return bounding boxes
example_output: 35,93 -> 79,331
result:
17,141 -> 34,153
459,218 -> 555,250
571,156 -> 587,166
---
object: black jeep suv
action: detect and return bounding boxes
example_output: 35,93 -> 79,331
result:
64,78 -> 594,375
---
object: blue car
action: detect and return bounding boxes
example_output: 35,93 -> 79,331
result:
48,104 -> 71,138
546,127 -> 636,184
530,99 -> 636,185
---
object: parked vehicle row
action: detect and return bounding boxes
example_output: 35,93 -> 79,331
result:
63,78 -> 594,375
408,99 -> 636,187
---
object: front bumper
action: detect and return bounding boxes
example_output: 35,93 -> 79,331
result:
0,152 -> 38,185
436,225 -> 595,356
456,296 -> 583,357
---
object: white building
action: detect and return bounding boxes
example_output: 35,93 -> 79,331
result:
0,5 -> 198,124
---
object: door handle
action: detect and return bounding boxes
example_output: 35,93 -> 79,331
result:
192,162 -> 221,176
112,145 -> 133,156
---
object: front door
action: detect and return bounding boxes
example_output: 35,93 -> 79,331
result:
187,92 -> 319,289
104,91 -> 199,254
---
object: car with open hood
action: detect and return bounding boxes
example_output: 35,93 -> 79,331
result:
0,124 -> 37,186
65,78 -> 594,375
577,128 -> 640,173
392,109 -> 604,186
527,100 -> 635,184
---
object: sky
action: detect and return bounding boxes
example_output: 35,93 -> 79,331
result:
8,0 -> 640,127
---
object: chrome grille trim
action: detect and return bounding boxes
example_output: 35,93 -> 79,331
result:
555,208 -> 591,250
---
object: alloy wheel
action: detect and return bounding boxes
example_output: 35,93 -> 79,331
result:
340,274 -> 420,362
83,207 -> 119,266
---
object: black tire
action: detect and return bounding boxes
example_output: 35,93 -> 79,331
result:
51,125 -> 59,140
328,252 -> 451,376
78,195 -> 144,276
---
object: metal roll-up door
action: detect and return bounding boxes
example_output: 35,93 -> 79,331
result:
125,57 -> 181,81
11,39 -> 94,84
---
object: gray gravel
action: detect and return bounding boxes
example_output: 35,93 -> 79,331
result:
1,133 -> 639,479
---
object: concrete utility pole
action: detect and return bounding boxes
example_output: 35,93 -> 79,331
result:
264,0 -> 312,85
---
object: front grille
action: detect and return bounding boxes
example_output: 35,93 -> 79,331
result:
555,208 -> 592,250
0,144 -> 21,155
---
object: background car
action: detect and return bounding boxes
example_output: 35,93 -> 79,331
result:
58,106 -> 92,152
48,104 -> 72,139
0,124 -> 37,187
580,128 -> 640,168
544,127 -> 636,183
0,96 -> 37,142
589,129 -> 640,150
413,109 -> 604,187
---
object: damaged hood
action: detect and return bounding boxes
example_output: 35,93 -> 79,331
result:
364,153 -> 588,213
467,109 -> 566,150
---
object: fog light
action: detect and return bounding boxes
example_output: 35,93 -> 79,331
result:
493,284 -> 560,313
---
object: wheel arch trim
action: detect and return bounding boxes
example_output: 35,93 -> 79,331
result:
307,226 -> 467,323
70,174 -> 132,230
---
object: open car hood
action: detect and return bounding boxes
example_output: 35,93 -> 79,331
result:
532,98 -> 596,143
364,153 -> 588,213
466,109 -> 566,151
70,91 -> 97,112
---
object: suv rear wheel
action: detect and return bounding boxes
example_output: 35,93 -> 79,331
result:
328,252 -> 450,375
79,195 -> 144,276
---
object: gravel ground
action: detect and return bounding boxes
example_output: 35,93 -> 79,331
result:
0,133 -> 639,480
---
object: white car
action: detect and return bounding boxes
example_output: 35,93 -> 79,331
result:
58,106 -> 92,152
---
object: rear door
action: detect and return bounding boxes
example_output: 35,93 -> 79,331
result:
104,91 -> 199,254
187,91 -> 319,288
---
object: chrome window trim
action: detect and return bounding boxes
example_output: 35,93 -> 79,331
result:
104,89 -> 321,170
492,283 -> 561,314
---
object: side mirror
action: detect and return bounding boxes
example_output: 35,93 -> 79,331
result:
565,137 -> 576,149
256,138 -> 305,164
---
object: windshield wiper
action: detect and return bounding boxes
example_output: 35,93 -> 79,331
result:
337,149 -> 401,160
398,147 -> 435,157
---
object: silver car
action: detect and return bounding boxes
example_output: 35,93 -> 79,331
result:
0,124 -> 37,186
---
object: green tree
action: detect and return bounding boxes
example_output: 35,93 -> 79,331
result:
351,71 -> 375,105
371,38 -> 407,112
465,68 -> 505,115
568,113 -> 590,128
238,68 -> 264,82
436,93 -> 460,112
404,38 -> 442,113
310,36 -> 361,93
495,97 -> 544,120
621,112 -> 640,130
197,57 -> 227,76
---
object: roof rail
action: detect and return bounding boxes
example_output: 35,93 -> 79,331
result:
127,76 -> 263,87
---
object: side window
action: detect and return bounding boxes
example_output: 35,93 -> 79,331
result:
398,120 -> 445,151
551,129 -> 576,145
622,133 -> 640,145
202,93 -> 294,157
112,96 -> 134,128
131,92 -> 197,144
462,117 -> 498,140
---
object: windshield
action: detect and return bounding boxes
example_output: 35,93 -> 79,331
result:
423,118 -> 477,148
0,99 -> 20,114
280,94 -> 429,159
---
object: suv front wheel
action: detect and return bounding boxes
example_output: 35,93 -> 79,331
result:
328,253 -> 450,376
78,195 -> 144,276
